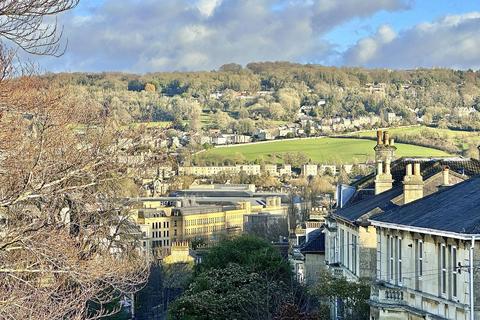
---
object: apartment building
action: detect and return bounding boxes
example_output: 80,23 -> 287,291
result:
324,130 -> 480,318
178,164 -> 294,177
178,166 -> 239,176
132,196 -> 285,256
369,177 -> 480,320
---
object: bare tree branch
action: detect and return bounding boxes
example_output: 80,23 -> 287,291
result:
0,0 -> 79,56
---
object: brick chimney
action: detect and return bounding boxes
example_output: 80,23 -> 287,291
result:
375,159 -> 393,195
403,163 -> 424,204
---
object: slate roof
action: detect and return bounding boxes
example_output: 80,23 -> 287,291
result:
300,229 -> 325,254
353,157 -> 480,190
347,157 -> 480,206
334,187 -> 402,222
171,190 -> 254,198
371,176 -> 480,235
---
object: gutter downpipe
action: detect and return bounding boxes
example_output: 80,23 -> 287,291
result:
470,235 -> 475,320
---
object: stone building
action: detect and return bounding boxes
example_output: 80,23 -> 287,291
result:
369,176 -> 480,320
163,241 -> 197,265
302,164 -> 319,177
132,196 -> 285,257
324,130 -> 480,318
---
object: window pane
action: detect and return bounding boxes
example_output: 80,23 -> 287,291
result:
442,270 -> 447,293
398,239 -> 402,259
398,261 -> 402,283
442,246 -> 446,268
453,247 -> 457,297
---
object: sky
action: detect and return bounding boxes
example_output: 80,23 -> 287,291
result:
33,0 -> 480,73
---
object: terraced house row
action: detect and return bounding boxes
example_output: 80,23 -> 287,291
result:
326,130 -> 480,320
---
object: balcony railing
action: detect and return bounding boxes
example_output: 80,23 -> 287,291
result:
371,281 -> 406,306
333,267 -> 344,278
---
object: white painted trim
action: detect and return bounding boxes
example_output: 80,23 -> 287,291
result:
370,220 -> 480,240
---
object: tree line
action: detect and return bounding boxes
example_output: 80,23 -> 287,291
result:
44,62 -> 480,133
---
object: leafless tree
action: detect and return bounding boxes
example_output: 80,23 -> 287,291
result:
0,0 -> 79,56
0,1 -> 150,319
0,63 -> 150,319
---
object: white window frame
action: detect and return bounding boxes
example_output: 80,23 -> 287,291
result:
440,244 -> 447,296
451,246 -> 458,298
376,230 -> 381,280
352,234 -> 357,275
397,237 -> 403,285
340,229 -> 345,265
389,235 -> 394,282
347,231 -> 350,270
415,239 -> 423,290
334,235 -> 339,263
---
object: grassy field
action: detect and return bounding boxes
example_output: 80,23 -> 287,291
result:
350,125 -> 480,153
197,137 -> 451,164
351,126 -> 475,139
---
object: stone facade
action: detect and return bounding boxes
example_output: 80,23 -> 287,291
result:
370,225 -> 477,320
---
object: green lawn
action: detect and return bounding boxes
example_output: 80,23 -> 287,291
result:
351,126 -> 475,139
198,137 -> 451,164
350,126 -> 480,154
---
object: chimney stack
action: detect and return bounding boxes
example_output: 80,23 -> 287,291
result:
403,162 -> 424,204
384,131 -> 390,145
377,130 -> 383,145
414,163 -> 421,176
377,161 -> 383,175
442,166 -> 450,186
406,163 -> 413,176
375,160 -> 393,195
385,159 -> 391,175
374,130 -> 397,163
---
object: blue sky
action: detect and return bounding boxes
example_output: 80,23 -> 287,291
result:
324,0 -> 480,50
35,0 -> 480,72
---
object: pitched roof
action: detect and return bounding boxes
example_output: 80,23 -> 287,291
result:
347,157 -> 480,206
334,187 -> 402,222
353,157 -> 480,191
371,176 -> 480,235
300,229 -> 325,254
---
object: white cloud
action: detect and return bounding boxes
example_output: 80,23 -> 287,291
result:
343,24 -> 396,65
39,0 -> 408,72
342,12 -> 480,69
196,0 -> 223,17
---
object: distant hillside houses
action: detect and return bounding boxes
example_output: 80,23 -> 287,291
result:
179,164 -> 283,177
177,163 -> 356,178
300,164 -> 355,177
300,99 -> 326,114
386,112 -> 403,124
201,133 -> 252,145
454,106 -> 478,118
317,115 -> 381,133
365,82 -> 387,95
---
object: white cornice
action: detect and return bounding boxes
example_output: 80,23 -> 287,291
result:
370,220 -> 480,240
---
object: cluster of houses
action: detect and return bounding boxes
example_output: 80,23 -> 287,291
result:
250,113 -> 391,141
129,161 -> 361,198
290,130 -> 480,320
316,115 -> 382,133
209,90 -> 274,101
177,163 -> 356,178
200,132 -> 252,145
